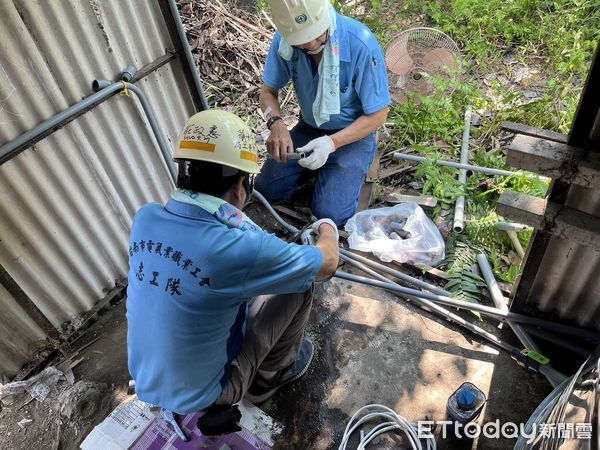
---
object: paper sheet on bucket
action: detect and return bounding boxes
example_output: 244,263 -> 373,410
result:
80,399 -> 281,450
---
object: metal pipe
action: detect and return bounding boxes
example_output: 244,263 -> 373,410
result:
334,271 -> 600,341
453,107 -> 472,233
166,0 -> 209,111
476,254 -> 566,386
92,81 -> 177,183
339,248 -> 450,296
393,152 -> 545,180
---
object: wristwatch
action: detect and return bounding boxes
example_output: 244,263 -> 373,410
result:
266,115 -> 283,130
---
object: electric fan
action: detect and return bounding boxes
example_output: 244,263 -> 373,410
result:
385,27 -> 462,103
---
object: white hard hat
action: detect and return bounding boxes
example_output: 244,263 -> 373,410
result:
175,110 -> 260,174
268,0 -> 331,46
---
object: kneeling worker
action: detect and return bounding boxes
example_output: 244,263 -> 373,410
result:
126,110 -> 339,433
255,0 -> 391,226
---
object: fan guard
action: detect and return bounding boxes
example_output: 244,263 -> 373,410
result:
385,27 -> 462,103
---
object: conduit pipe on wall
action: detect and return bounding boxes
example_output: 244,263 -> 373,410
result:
92,80 -> 177,183
0,54 -> 175,166
0,83 -> 123,165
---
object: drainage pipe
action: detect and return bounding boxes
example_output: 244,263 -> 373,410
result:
453,107 -> 472,233
92,80 -> 177,183
476,253 -> 566,386
337,259 -> 567,384
393,152 -> 546,180
166,0 -> 209,111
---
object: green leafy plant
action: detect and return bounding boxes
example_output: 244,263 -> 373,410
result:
443,239 -> 486,304
370,0 -> 599,132
414,159 -> 465,212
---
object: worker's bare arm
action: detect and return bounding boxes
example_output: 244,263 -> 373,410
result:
260,84 -> 293,163
315,225 -> 340,278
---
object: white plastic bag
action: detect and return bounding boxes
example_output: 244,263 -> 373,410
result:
344,203 -> 445,266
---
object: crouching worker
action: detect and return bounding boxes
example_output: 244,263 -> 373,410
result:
126,110 -> 339,436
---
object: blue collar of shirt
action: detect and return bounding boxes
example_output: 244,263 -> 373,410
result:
336,13 -> 350,63
165,199 -> 212,221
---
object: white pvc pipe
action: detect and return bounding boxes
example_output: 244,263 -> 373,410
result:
506,230 -> 526,259
453,107 -> 472,233
496,221 -> 529,232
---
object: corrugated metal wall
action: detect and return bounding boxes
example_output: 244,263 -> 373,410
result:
525,187 -> 600,331
0,0 -> 196,378
513,49 -> 600,333
0,284 -> 47,380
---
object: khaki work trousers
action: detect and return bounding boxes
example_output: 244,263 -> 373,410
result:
215,287 -> 313,405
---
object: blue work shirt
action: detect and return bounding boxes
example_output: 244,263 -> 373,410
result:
126,199 -> 322,414
263,13 -> 391,130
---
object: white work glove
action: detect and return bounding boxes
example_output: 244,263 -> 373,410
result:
311,218 -> 339,240
296,136 -> 335,170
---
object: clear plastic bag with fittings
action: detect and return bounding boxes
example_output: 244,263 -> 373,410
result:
344,203 -> 445,267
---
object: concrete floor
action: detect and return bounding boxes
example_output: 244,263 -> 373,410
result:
265,274 -> 552,449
